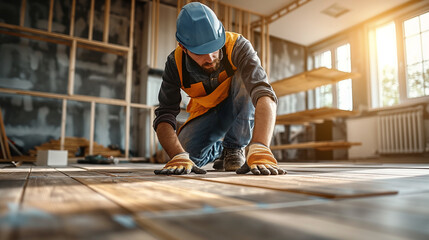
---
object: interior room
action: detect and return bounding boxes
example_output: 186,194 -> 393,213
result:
0,0 -> 428,239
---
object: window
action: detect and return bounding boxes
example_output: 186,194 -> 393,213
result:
370,9 -> 429,108
404,12 -> 429,98
312,43 -> 353,110
314,50 -> 333,108
374,22 -> 399,107
336,44 -> 353,110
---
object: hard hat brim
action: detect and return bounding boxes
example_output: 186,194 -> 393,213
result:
180,29 -> 226,55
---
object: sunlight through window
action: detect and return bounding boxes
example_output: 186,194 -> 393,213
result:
404,12 -> 429,98
336,44 -> 352,110
315,51 -> 332,108
375,22 -> 399,106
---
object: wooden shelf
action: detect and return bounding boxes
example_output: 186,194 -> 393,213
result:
271,68 -> 362,155
276,107 -> 359,125
271,67 -> 360,97
271,141 -> 362,151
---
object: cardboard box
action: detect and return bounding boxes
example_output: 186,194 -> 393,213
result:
36,150 -> 68,166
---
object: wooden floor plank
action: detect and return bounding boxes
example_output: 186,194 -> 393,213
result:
283,167 -> 429,195
139,204 -> 409,240
159,176 -> 316,204
67,174 -> 255,212
62,167 -> 336,240
176,172 -> 398,199
0,167 -> 31,211
279,163 -> 429,169
137,191 -> 429,240
277,192 -> 429,239
61,169 -> 264,240
13,167 -> 157,240
68,163 -> 429,198
0,167 -> 31,240
76,163 -> 402,199
68,165 -> 322,204
1,163 -> 428,239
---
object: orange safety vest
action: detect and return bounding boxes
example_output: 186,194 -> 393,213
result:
175,32 -> 240,132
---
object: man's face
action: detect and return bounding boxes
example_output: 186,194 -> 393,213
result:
185,49 -> 220,74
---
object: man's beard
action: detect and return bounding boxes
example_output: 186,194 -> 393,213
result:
202,59 -> 220,74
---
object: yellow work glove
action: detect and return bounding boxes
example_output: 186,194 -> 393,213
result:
154,152 -> 207,175
236,143 -> 287,175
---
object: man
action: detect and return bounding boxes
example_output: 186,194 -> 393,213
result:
153,2 -> 286,175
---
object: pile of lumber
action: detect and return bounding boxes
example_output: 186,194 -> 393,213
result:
29,137 -> 122,158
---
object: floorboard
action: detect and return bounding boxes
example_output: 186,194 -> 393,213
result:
0,162 -> 428,239
177,172 -> 399,199
1,166 -> 157,240
0,166 -> 30,240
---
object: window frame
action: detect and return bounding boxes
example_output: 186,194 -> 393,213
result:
310,40 -> 352,110
400,9 -> 429,100
368,5 -> 429,109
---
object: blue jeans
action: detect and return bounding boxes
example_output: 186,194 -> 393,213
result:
178,75 -> 255,167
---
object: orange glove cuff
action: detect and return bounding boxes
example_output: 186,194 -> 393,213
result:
247,143 -> 277,167
163,152 -> 194,170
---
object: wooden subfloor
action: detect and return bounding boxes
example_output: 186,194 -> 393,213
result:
1,162 -> 429,239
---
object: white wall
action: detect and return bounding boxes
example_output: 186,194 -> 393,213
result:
347,116 -> 379,159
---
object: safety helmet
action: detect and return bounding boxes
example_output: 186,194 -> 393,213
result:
176,2 -> 225,55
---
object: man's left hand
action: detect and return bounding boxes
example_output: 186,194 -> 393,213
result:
236,143 -> 287,175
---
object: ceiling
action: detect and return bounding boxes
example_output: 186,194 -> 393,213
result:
219,0 -> 412,46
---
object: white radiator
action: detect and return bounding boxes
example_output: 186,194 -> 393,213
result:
377,106 -> 425,154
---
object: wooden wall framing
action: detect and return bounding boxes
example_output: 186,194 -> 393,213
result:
0,0 -> 157,160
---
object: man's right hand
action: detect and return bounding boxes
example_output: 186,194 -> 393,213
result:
154,152 -> 207,175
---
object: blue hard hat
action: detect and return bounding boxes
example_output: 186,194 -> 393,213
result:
176,2 -> 225,55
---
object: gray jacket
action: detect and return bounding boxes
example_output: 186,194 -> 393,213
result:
153,35 -> 277,131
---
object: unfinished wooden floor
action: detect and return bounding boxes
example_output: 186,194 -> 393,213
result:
1,162 -> 429,240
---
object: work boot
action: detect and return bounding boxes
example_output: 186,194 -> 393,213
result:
212,147 -> 245,171
212,158 -> 224,170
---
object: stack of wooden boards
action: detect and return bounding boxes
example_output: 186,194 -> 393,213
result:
270,67 -> 361,151
1,107 -> 121,160
29,137 -> 122,158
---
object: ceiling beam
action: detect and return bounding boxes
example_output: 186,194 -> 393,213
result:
251,0 -> 312,29
267,0 -> 312,24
